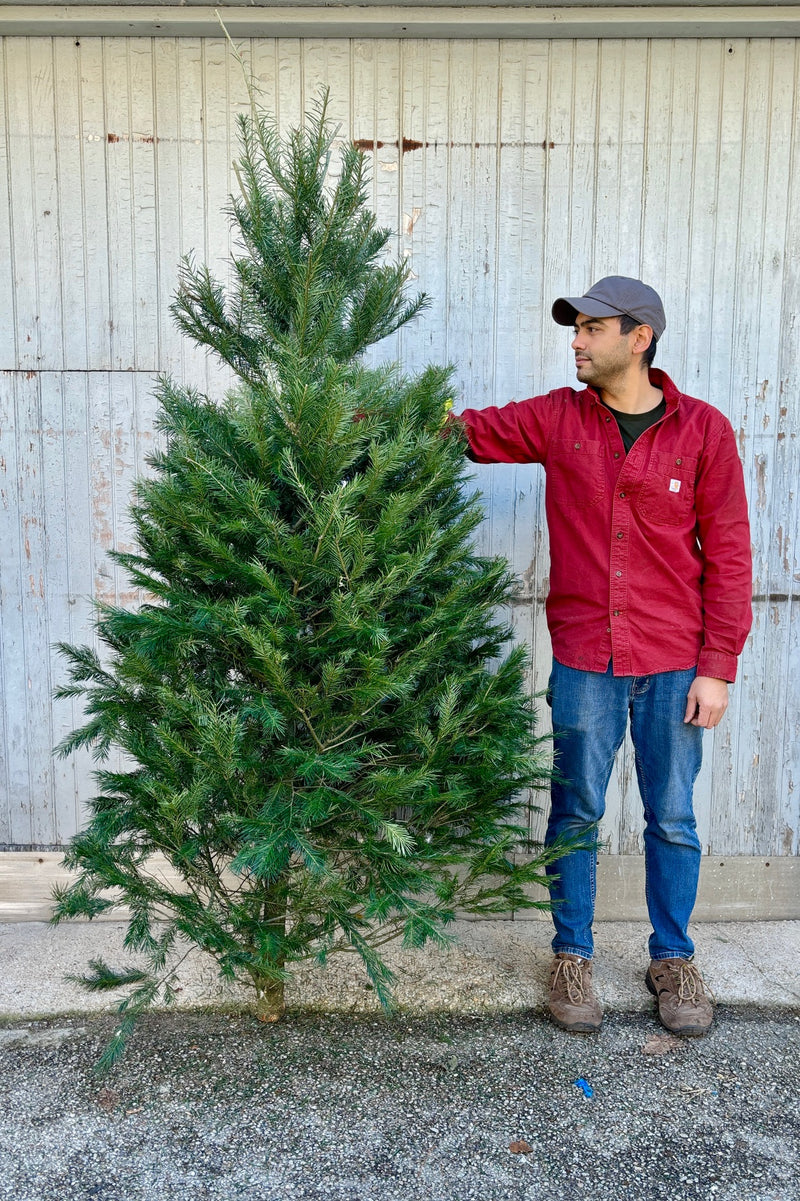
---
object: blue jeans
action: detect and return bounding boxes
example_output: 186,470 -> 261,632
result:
545,659 -> 704,961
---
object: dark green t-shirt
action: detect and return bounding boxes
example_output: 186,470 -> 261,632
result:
603,398 -> 666,454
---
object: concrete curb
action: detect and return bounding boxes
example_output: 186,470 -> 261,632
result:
2,918 -> 799,1021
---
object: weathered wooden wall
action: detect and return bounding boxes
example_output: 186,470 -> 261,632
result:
1,35 -> 798,864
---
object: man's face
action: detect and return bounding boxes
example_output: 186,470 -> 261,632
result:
571,314 -> 636,387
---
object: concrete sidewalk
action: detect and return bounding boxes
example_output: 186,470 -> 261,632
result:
2,918 -> 799,1020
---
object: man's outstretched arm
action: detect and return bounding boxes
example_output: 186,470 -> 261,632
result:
447,394 -> 556,464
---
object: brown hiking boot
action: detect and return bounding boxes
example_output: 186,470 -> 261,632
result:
645,958 -> 715,1036
548,953 -> 603,1033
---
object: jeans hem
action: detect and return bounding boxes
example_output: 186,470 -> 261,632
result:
649,951 -> 695,962
552,945 -> 594,960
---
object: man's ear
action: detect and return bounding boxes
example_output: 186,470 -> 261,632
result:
631,324 -> 654,355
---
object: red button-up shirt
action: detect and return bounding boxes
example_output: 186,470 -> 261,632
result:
457,369 -> 752,682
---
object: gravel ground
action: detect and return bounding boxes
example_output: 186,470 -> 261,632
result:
1,1008 -> 799,1201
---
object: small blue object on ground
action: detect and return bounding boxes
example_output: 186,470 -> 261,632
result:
573,1077 -> 593,1098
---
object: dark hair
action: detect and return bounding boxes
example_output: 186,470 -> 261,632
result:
619,313 -> 657,368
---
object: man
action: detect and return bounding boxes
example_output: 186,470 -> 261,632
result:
453,277 -> 752,1036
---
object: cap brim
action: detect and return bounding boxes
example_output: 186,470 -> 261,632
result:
551,296 -> 625,326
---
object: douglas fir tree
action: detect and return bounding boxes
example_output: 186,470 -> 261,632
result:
54,95 -> 560,1067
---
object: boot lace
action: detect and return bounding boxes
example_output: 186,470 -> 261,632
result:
552,958 -> 588,1004
668,960 -> 716,1006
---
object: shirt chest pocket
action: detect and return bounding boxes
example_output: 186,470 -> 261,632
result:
546,439 -> 606,512
636,451 -> 699,526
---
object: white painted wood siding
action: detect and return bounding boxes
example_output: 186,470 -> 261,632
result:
1,35 -> 797,859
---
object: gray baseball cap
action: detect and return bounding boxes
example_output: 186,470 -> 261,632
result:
552,275 -> 666,339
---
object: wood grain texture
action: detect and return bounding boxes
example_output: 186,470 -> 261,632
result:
3,850 -> 797,923
4,8 -> 800,41
0,35 -> 797,863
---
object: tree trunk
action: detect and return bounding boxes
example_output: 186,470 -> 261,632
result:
253,974 -> 286,1023
251,885 -> 288,1022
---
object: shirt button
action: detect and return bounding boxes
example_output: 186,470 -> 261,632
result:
613,609 -> 620,616
606,626 -> 611,633
614,452 -> 620,459
619,492 -> 626,499
615,570 -> 622,577
616,531 -> 623,539
605,416 -> 611,423
574,442 -> 581,449
675,458 -> 682,465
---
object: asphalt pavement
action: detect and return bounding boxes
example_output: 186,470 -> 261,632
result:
1,1008 -> 799,1201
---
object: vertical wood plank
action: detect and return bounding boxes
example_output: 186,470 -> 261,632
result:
128,38 -> 159,372
53,39 -> 88,370
683,40 -> 723,401
27,39 -> 63,371
53,371 -> 96,840
772,40 -> 800,857
0,370 -> 23,842
77,37 -> 113,370
275,38 -> 304,135
0,41 -> 17,370
593,37 -> 627,276
104,37 -> 139,371
13,372 -> 54,843
39,372 -> 77,843
540,40 -> 576,389
5,41 -> 42,371
201,36 -> 235,295
86,368 -> 116,610
411,40 -> 450,369
176,39 -> 209,391
153,36 -> 181,376
396,37 -> 428,376
2,372 -> 38,842
615,38 -> 648,280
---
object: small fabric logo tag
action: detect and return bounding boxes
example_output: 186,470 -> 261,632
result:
669,479 -> 681,493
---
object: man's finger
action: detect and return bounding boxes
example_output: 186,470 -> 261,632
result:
693,702 -> 725,729
683,692 -> 697,724
689,695 -> 716,727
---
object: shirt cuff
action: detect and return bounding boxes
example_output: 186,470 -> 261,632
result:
697,648 -> 738,683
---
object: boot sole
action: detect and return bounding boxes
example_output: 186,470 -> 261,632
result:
645,972 -> 713,1037
548,1012 -> 603,1034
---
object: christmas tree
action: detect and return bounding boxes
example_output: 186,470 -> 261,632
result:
53,94 -> 558,1068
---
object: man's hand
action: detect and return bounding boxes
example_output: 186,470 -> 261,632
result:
684,676 -> 729,728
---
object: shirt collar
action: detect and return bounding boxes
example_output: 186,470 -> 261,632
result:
584,368 -> 681,411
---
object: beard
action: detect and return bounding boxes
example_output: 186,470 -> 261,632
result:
574,347 -> 629,389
